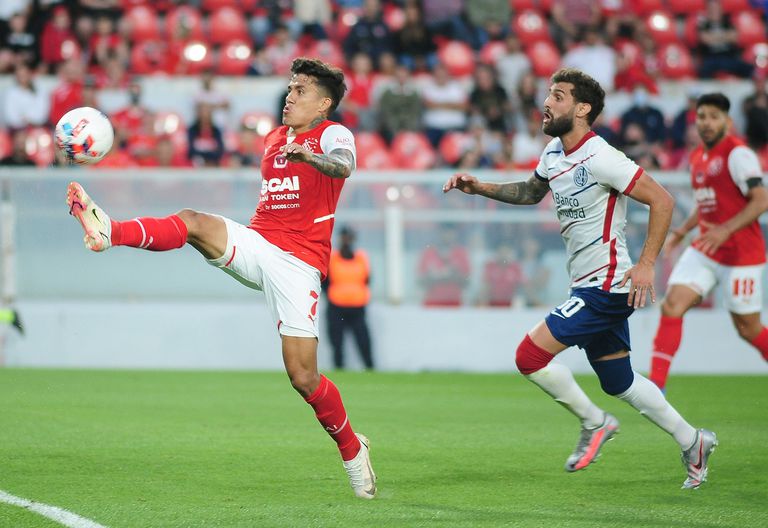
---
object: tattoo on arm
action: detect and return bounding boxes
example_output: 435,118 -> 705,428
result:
482,175 -> 550,205
308,148 -> 355,179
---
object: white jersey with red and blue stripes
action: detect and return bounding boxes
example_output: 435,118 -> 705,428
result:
535,131 -> 643,293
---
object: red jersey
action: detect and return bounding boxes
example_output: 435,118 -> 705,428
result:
689,135 -> 766,265
250,120 -> 356,277
418,246 -> 471,307
483,260 -> 524,307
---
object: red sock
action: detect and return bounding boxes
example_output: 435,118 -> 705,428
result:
111,215 -> 187,251
305,375 -> 361,461
749,327 -> 768,361
650,316 -> 683,390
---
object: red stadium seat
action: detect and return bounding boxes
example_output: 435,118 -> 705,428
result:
437,40 -> 475,77
390,131 -> 436,169
125,5 -> 160,41
656,43 -> 694,79
355,131 -> 388,153
744,41 -> 768,71
509,0 -> 536,11
305,40 -> 345,68
153,111 -> 187,155
383,5 -> 405,32
721,0 -> 750,13
129,40 -> 168,74
165,5 -> 204,41
683,14 -> 701,48
216,40 -> 252,75
208,7 -> 249,45
527,41 -> 560,77
538,0 -> 554,14
645,11 -> 679,45
175,40 -> 214,74
667,0 -> 705,15
513,10 -> 551,46
479,40 -> 507,65
333,8 -> 363,42
0,129 -> 11,159
630,0 -> 664,16
25,127 -> 55,167
241,111 -> 277,137
734,11 -> 767,48
438,131 -> 473,166
355,132 -> 393,169
201,0 -> 238,11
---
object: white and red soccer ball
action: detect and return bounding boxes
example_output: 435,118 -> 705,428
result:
54,106 -> 114,164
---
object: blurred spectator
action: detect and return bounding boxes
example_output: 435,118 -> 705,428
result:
465,0 -> 510,49
93,49 -> 128,88
81,75 -> 99,108
263,23 -> 299,76
294,0 -> 331,40
591,113 -> 620,147
90,14 -> 127,68
667,122 -> 700,170
194,71 -> 230,130
604,0 -> 641,44
112,80 -> 150,145
551,0 -> 601,51
519,236 -> 550,307
418,224 -> 471,307
247,47 -> 272,77
49,59 -> 84,126
620,88 -> 666,146
377,64 -> 423,143
496,35 -> 531,109
613,36 -> 658,95
422,0 -> 473,44
92,144 -> 137,168
696,0 -> 753,79
0,0 -> 31,30
478,243 -> 524,307
458,117 -> 505,169
743,72 -> 768,151
250,0 -> 302,48
3,62 -> 49,130
562,27 -> 616,93
187,103 -> 224,166
669,89 -> 700,150
422,62 -> 468,146
126,112 -> 158,165
40,6 -> 74,71
342,0 -> 393,69
393,1 -> 436,72
516,72 -> 540,120
78,0 -> 121,19
621,122 -> 661,169
0,129 -> 35,166
227,125 -> 263,167
469,63 -> 512,133
144,135 -> 192,168
342,52 -> 376,131
73,14 -> 94,61
1,11 -> 37,70
511,110 -> 547,169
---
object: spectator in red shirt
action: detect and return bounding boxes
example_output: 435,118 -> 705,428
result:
40,6 -> 75,71
49,58 -> 84,126
143,135 -> 192,168
90,15 -> 128,68
342,52 -> 375,131
418,224 -> 471,307
478,243 -> 524,307
111,80 -> 150,145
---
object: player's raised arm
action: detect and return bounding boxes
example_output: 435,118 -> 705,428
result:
443,172 -> 550,205
280,145 -> 355,179
619,171 -> 675,307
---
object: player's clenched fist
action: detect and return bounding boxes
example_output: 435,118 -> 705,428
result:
443,173 -> 480,194
280,142 -> 313,163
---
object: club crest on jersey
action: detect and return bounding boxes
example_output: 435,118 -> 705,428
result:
707,157 -> 723,176
273,154 -> 287,169
574,165 -> 589,187
302,138 -> 319,151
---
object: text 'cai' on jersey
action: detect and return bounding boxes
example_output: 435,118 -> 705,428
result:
251,120 -> 357,277
689,134 -> 766,266
535,131 -> 642,293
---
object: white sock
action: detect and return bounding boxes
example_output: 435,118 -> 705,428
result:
527,362 -> 605,429
616,372 -> 697,449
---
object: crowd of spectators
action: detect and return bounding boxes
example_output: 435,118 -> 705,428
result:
1,0 -> 768,171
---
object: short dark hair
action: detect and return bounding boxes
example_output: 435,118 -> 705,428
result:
696,92 -> 730,113
550,68 -> 605,125
290,57 -> 346,114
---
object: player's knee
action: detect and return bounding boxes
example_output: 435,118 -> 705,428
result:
175,209 -> 200,235
661,296 -> 688,318
590,355 -> 634,395
288,370 -> 321,397
734,319 -> 762,342
515,335 -> 554,375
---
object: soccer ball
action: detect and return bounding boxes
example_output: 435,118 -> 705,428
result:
54,107 -> 114,164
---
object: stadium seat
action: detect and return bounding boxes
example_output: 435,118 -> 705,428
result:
208,7 -> 249,45
512,10 -> 551,46
129,40 -> 168,74
438,131 -> 473,166
332,8 -> 363,42
25,127 -> 55,167
355,132 -> 393,169
683,14 -> 701,48
630,0 -> 664,16
743,41 -> 768,71
644,11 -> 679,45
509,0 -> 536,11
437,40 -> 475,77
656,43 -> 695,79
383,5 -> 405,32
0,129 -> 11,159
175,41 -> 214,74
667,0 -> 705,15
201,0 -> 238,11
390,131 -> 436,169
241,111 -> 276,137
721,0 -> 750,13
216,40 -> 252,75
479,41 -> 507,65
733,11 -> 767,48
305,40 -> 345,69
527,41 -> 561,78
153,111 -> 187,156
165,5 -> 204,41
537,0 -> 554,14
125,5 -> 160,41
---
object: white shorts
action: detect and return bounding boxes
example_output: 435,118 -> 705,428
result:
668,246 -> 764,314
206,216 -> 321,338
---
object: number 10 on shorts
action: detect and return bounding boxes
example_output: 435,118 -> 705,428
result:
552,296 -> 586,318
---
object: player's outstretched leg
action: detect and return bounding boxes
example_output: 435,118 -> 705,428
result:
67,181 -> 188,252
681,429 -> 718,489
565,412 -> 619,472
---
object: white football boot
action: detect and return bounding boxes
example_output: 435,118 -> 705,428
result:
681,429 -> 718,489
66,181 -> 112,252
342,433 -> 376,499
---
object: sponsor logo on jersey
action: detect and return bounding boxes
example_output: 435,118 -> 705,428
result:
261,176 -> 300,195
273,154 -> 288,169
554,192 -> 586,219
574,165 -> 589,187
693,186 -> 717,208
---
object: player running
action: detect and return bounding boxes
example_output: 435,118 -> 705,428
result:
443,68 -> 716,489
650,92 -> 768,391
66,58 -> 376,499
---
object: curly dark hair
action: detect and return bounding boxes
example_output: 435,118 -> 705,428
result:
550,68 -> 605,125
696,92 -> 730,113
290,57 -> 347,114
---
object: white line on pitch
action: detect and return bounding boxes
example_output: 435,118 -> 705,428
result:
0,489 -> 108,528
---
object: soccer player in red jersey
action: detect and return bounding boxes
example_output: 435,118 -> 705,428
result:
650,93 -> 768,391
66,58 -> 376,499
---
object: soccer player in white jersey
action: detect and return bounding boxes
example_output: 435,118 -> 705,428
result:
443,68 -> 716,489
66,58 -> 376,499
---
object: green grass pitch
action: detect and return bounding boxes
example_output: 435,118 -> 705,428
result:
0,369 -> 766,528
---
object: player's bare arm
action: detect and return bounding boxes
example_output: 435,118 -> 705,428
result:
619,172 -> 675,308
665,205 -> 699,255
280,143 -> 354,179
443,173 -> 550,205
696,181 -> 768,255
